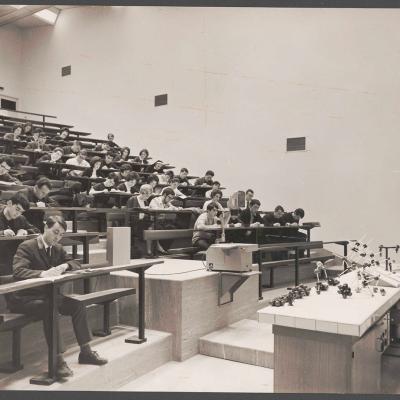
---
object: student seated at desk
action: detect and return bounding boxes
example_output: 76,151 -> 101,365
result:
243,189 -> 254,210
238,199 -> 264,243
283,208 -> 305,227
20,177 -> 58,208
126,184 -> 153,258
0,193 -> 40,274
162,177 -> 186,199
158,170 -> 174,185
192,170 -> 214,196
117,163 -> 132,181
106,132 -> 119,148
118,146 -> 131,162
20,178 -> 59,231
63,140 -> 82,157
177,167 -> 189,186
63,149 -> 90,177
25,130 -> 52,152
84,156 -> 103,178
94,141 -> 111,153
117,171 -> 140,194
192,202 -> 220,251
146,160 -> 165,174
22,122 -> 33,137
133,148 -> 149,165
37,147 -> 64,164
101,151 -> 117,170
0,156 -> 22,185
205,181 -> 221,198
54,127 -> 70,142
149,187 -> 182,254
203,189 -> 224,212
4,123 -> 23,141
90,172 -> 120,193
147,174 -> 159,191
7,215 -> 108,379
263,205 -> 285,226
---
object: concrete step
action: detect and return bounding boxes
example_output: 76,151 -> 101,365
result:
0,326 -> 173,390
199,319 -> 274,368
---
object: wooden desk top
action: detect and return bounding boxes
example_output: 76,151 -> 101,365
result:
258,270 -> 400,337
0,278 -> 51,295
44,259 -> 164,284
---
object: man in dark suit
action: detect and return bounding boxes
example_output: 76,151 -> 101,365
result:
238,199 -> 264,243
20,177 -> 59,232
7,215 -> 107,379
0,193 -> 40,275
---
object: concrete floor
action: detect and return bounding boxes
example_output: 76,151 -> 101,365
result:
118,354 -> 274,393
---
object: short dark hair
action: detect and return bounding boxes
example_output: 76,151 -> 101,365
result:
165,170 -> 174,178
121,146 -> 130,156
246,189 -> 254,195
10,193 -> 30,212
36,177 -> 52,190
180,167 -> 188,174
274,205 -> 284,213
207,202 -> 219,211
162,187 -> 175,197
106,151 -> 114,158
210,189 -> 222,198
213,181 -> 221,186
90,156 -> 102,167
0,156 -> 15,168
45,215 -> 67,231
250,199 -> 261,207
53,147 -> 64,155
23,122 -> 32,131
139,148 -> 149,157
147,174 -> 159,184
205,170 -> 214,177
107,133 -> 114,139
294,208 -> 305,219
171,177 -> 180,184
120,163 -> 132,172
60,127 -> 70,134
108,172 -> 119,182
126,172 -> 139,181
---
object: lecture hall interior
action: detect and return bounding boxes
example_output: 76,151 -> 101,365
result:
0,2 -> 399,395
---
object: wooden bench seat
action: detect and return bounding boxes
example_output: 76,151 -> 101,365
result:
64,287 -> 136,337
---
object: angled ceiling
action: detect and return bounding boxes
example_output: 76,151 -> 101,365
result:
0,5 -> 81,28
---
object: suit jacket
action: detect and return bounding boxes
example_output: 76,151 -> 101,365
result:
19,187 -> 58,208
238,208 -> 263,227
11,236 -> 81,299
263,212 -> 284,226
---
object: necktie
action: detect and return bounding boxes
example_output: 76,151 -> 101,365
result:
46,247 -> 51,258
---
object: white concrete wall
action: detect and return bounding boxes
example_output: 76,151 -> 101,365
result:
5,6 -> 400,246
0,24 -> 23,104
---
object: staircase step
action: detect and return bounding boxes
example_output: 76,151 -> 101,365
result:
199,319 -> 274,368
0,326 -> 173,390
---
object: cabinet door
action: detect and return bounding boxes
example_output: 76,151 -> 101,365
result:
351,317 -> 388,393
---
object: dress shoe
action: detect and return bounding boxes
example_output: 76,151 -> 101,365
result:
78,350 -> 108,365
56,361 -> 73,378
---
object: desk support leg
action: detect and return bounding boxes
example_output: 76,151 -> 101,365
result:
83,237 -> 89,264
257,250 -> 263,300
72,212 -> 78,259
306,229 -> 311,258
295,248 -> 299,286
30,284 -> 58,385
125,267 -> 147,344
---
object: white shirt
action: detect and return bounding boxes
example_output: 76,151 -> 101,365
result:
149,196 -> 178,210
65,157 -> 90,176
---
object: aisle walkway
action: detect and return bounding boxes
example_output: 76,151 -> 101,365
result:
119,354 -> 273,392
